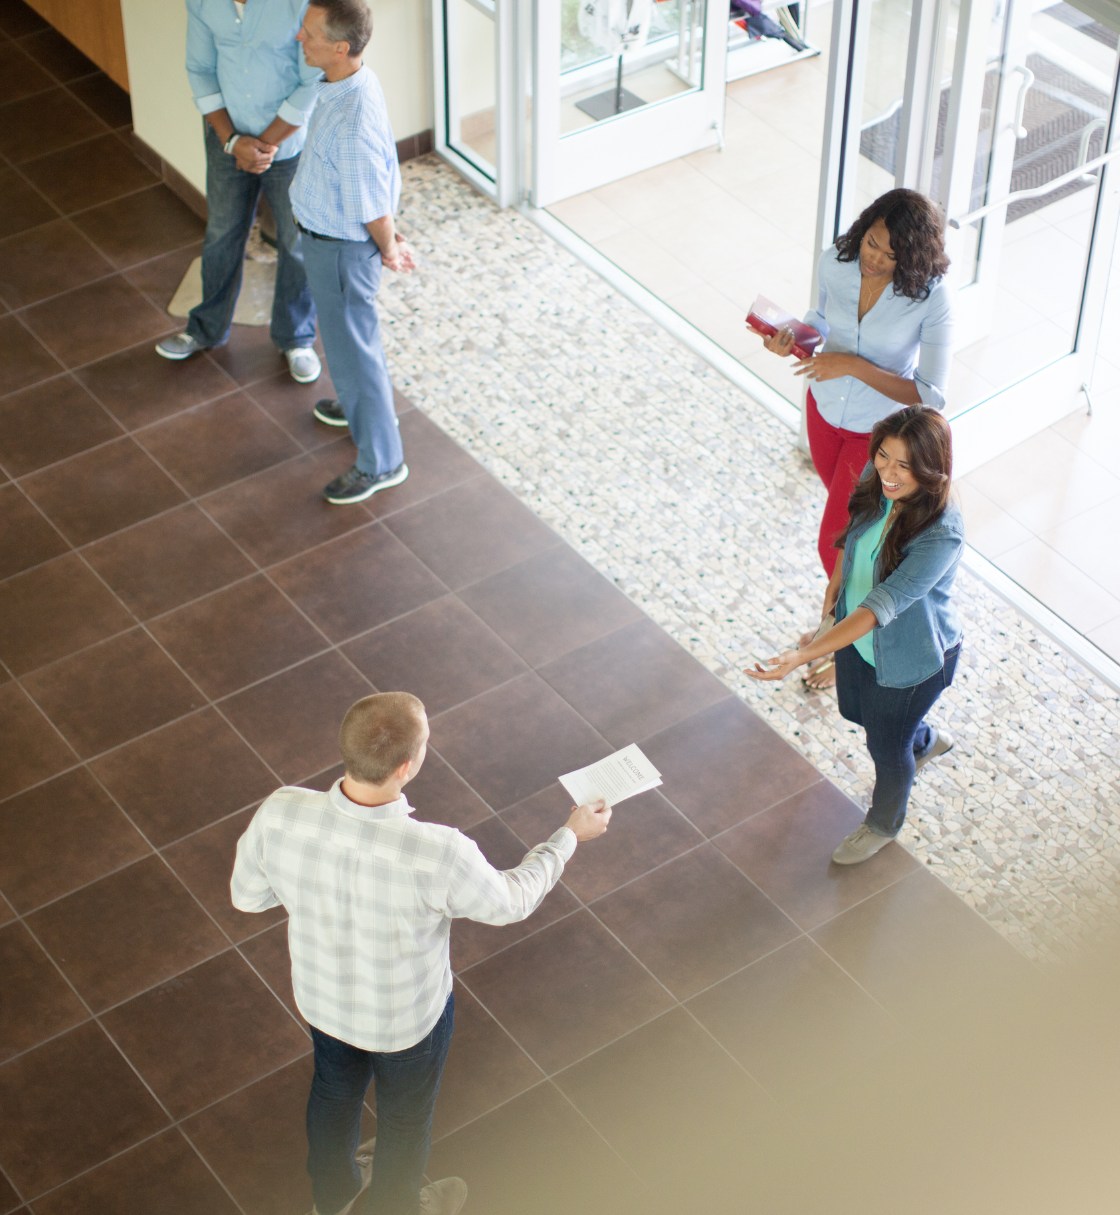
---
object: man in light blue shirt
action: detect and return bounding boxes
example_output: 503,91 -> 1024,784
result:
156,0 -> 324,384
290,0 -> 416,505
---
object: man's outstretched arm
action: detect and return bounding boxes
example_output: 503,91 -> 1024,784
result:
446,800 -> 611,926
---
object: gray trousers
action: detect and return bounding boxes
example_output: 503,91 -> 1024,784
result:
300,232 -> 403,477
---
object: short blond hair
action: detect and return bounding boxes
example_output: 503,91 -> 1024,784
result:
339,693 -> 426,784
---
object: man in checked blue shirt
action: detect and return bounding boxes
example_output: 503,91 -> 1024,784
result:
157,0 -> 324,385
290,0 -> 416,505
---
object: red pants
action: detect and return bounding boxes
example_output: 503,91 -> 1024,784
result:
806,390 -> 872,576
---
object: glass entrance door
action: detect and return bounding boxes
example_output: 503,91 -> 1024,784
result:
531,0 -> 730,204
941,0 -> 1120,469
822,0 -> 1120,471
433,0 -> 731,207
944,0 -> 1120,416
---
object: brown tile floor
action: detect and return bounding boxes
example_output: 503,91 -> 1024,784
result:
0,8 -> 1032,1213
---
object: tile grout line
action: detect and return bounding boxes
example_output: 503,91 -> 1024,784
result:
0,232 -> 207,322
0,423 -> 485,599
426,1073 -> 552,1147
3,369 -> 684,1173
456,953 -> 777,1169
444,974 -> 642,1180
4,657 -> 315,1207
5,506 -> 330,1055
2,113 -> 115,173
5,459 -> 578,818
6,121 -> 164,215
6,911 -> 253,1215
0,1159 -> 23,1211
16,1125 -> 249,1215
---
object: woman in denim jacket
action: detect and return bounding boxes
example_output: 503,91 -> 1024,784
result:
748,406 -> 962,865
758,189 -> 953,691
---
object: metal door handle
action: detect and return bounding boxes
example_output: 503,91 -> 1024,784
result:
1078,118 -> 1107,181
948,147 -> 1120,227
1009,65 -> 1034,139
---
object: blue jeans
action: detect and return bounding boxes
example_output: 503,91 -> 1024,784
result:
306,993 -> 454,1215
299,231 -> 404,478
835,642 -> 960,837
186,122 -> 316,351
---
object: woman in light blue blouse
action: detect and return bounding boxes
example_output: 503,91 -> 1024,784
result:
762,189 -> 953,577
747,406 -> 962,865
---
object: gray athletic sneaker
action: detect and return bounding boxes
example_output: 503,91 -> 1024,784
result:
915,728 -> 954,773
831,823 -> 894,865
420,1177 -> 468,1215
323,462 -> 409,505
155,332 -> 205,360
313,398 -> 349,427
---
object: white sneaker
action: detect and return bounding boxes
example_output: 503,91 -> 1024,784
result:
156,332 -> 205,360
286,346 -> 322,383
420,1177 -> 468,1215
831,823 -> 894,866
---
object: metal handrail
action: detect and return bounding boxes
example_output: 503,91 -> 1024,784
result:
948,146 -> 1120,228
1078,119 -> 1107,181
861,97 -> 904,131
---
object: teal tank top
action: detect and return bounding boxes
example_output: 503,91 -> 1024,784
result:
847,508 -> 892,667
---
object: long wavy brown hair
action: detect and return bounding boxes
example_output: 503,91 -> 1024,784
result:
835,406 -> 953,580
835,189 -> 949,302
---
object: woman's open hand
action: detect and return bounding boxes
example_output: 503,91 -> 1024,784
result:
794,351 -> 854,381
745,649 -> 806,682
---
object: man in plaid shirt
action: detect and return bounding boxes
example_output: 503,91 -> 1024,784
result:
232,692 -> 610,1215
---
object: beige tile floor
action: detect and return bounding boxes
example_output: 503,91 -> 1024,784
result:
547,18 -> 833,409
959,384 -> 1120,664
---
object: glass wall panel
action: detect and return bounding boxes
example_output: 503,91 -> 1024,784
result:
560,0 -> 704,134
854,0 -> 922,215
445,0 -> 498,177
949,0 -> 1119,414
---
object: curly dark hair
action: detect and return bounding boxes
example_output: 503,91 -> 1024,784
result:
834,406 -> 953,580
835,189 -> 949,302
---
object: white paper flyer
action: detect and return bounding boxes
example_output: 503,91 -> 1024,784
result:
558,744 -> 662,807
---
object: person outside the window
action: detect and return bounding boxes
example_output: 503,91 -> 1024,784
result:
289,0 -> 416,505
158,0 -> 323,385
231,692 -> 612,1215
746,406 -> 962,865
758,189 -> 954,688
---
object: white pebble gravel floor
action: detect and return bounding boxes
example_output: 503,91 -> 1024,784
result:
382,157 -> 1120,963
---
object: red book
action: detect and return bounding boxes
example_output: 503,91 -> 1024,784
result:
745,295 -> 822,359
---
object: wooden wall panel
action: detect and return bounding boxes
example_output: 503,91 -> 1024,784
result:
25,0 -> 129,91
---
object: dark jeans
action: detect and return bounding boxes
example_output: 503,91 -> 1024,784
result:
835,642 -> 960,837
300,232 -> 403,477
186,122 -> 316,351
306,993 -> 454,1215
